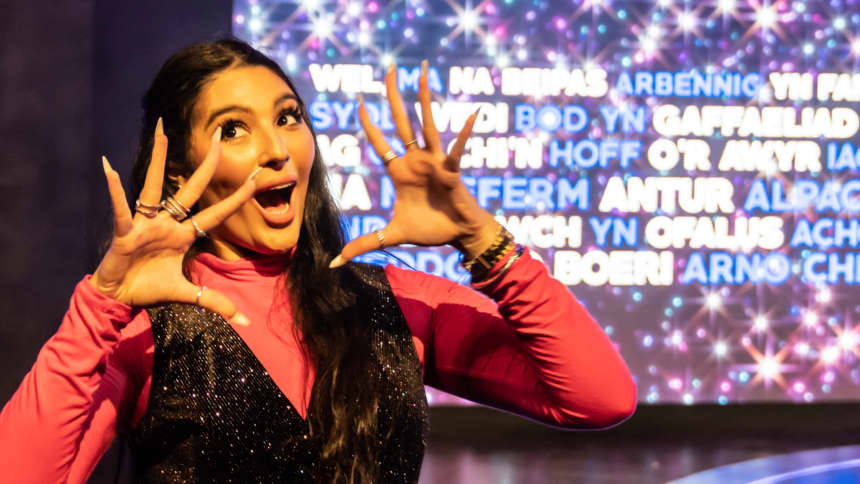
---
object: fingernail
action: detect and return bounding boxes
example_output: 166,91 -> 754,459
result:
421,59 -> 428,72
156,117 -> 163,136
211,126 -> 222,143
357,94 -> 364,104
232,313 -> 251,326
101,155 -> 112,174
329,255 -> 345,269
388,62 -> 394,74
248,166 -> 263,182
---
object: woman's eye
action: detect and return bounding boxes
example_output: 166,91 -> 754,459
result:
277,109 -> 301,126
220,121 -> 248,140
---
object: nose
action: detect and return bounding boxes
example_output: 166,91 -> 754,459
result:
260,127 -> 290,170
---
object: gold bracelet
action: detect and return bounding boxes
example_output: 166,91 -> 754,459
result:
461,225 -> 516,280
472,245 -> 524,288
461,224 -> 504,271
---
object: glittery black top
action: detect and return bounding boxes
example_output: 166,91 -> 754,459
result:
129,264 -> 428,483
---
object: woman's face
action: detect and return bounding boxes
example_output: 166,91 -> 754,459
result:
186,65 -> 315,260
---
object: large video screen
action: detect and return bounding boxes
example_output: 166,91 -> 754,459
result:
235,0 -> 860,403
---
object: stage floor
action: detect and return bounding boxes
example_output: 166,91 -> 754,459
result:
671,445 -> 860,484
421,433 -> 860,483
419,404 -> 860,484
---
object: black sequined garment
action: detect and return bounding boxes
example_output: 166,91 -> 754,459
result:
129,265 -> 428,483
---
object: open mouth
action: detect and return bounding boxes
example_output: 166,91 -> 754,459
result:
252,181 -> 296,224
254,182 -> 295,211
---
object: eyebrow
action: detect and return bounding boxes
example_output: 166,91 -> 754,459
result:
204,93 -> 299,129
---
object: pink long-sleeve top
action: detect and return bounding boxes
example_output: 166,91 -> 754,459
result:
0,249 -> 635,483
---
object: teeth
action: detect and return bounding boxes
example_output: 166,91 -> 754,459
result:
270,182 -> 296,191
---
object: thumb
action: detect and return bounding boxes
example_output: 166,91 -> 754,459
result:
185,282 -> 250,326
330,227 -> 399,269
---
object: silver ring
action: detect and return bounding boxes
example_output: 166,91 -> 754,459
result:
376,230 -> 385,249
195,286 -> 206,306
404,138 -> 419,149
382,150 -> 398,165
170,194 -> 190,214
135,199 -> 159,218
190,217 -> 207,238
161,196 -> 188,222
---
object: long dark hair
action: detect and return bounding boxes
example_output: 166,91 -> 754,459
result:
130,39 -> 383,482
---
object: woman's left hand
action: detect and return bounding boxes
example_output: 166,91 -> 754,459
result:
331,61 -> 499,268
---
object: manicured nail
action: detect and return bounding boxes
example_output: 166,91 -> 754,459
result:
156,117 -> 163,136
357,94 -> 364,104
329,255 -> 345,269
421,59 -> 428,73
247,166 -> 263,182
101,155 -> 112,175
232,313 -> 251,326
211,126 -> 222,143
388,61 -> 395,74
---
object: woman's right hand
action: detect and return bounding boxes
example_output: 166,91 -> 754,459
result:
90,119 -> 257,326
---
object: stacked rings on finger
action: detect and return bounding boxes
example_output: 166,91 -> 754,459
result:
195,286 -> 207,306
404,139 -> 419,149
376,230 -> 386,249
161,195 -> 189,221
382,150 -> 398,165
189,217 -> 207,238
135,199 -> 159,218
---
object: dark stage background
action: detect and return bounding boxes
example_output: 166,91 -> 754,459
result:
2,1 -> 860,483
0,0 -> 231,405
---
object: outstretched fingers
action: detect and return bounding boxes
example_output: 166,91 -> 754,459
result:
102,156 -> 133,236
139,117 -> 167,208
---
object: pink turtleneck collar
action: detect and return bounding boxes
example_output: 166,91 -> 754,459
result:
190,241 -> 302,281
192,251 -> 290,281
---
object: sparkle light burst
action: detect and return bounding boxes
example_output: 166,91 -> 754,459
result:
312,15 -> 333,39
714,341 -> 729,358
706,292 -> 722,310
301,0 -> 320,12
677,11 -> 696,33
443,0 -> 491,45
832,315 -> 860,358
852,38 -> 860,56
668,4 -> 709,42
566,0 -> 617,23
742,339 -> 790,389
717,0 -> 736,15
753,315 -> 769,333
821,345 -> 841,366
743,0 -> 789,42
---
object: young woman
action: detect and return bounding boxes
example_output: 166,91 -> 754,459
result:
0,39 -> 635,483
